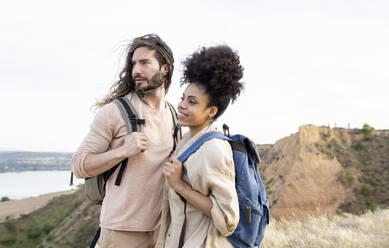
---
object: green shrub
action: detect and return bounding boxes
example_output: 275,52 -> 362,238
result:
337,171 -> 353,186
5,221 -> 16,233
42,224 -> 54,234
316,143 -> 324,152
19,213 -> 28,218
27,227 -> 42,239
380,198 -> 389,204
340,201 -> 352,209
365,200 -> 377,211
361,184 -> 373,195
1,196 -> 10,202
363,161 -> 370,166
0,238 -> 16,246
363,136 -> 373,142
345,172 -> 353,184
362,123 -> 374,134
366,176 -> 381,186
352,142 -> 365,151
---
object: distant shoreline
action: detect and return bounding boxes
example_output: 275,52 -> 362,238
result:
0,151 -> 72,173
0,168 -> 71,173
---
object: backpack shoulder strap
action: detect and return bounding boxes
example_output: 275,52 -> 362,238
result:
114,97 -> 145,132
111,97 -> 145,186
167,101 -> 177,123
176,131 -> 228,248
177,131 -> 229,163
167,101 -> 182,141
70,98 -> 141,187
166,102 -> 182,155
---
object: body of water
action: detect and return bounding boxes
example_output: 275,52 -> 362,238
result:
0,170 -> 83,200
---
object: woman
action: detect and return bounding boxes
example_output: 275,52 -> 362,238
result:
156,45 -> 244,248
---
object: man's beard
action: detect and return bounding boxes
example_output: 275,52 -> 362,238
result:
134,72 -> 164,96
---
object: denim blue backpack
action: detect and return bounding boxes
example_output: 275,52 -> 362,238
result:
177,125 -> 269,248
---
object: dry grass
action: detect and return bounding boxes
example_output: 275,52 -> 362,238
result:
262,208 -> 389,248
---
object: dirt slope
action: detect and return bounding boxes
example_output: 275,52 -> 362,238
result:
0,190 -> 75,222
258,124 -> 389,220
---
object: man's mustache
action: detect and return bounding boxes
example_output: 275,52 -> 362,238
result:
134,76 -> 147,81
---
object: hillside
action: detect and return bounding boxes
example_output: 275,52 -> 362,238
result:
258,124 -> 389,220
0,124 -> 388,247
0,152 -> 72,172
0,189 -> 99,248
1,189 -> 388,248
0,191 -> 76,222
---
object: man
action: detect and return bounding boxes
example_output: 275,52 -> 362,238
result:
72,34 -> 175,248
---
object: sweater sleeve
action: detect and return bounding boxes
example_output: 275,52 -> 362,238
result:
186,139 -> 239,236
71,103 -> 116,178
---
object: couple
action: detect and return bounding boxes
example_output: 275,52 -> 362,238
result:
72,33 -> 244,248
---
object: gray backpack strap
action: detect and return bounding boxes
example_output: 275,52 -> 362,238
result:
114,97 -> 145,133
81,97 -> 146,207
112,97 -> 145,186
69,172 -> 74,186
167,102 -> 182,154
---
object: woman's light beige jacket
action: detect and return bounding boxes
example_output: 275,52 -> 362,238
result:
156,125 -> 239,248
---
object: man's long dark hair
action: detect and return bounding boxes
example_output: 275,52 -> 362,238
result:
95,34 -> 174,108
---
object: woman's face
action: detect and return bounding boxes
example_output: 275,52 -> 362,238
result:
177,83 -> 217,134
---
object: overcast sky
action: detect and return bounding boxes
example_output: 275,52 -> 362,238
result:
1,0 -> 388,152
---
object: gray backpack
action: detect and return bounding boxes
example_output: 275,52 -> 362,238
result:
70,97 -> 181,205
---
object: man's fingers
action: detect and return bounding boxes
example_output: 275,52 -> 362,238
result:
130,132 -> 147,142
137,140 -> 147,153
162,166 -> 173,176
135,132 -> 147,140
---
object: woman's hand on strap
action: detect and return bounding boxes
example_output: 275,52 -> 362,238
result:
162,156 -> 213,216
162,156 -> 185,191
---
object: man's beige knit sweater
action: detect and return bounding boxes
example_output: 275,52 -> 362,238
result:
72,93 -> 174,231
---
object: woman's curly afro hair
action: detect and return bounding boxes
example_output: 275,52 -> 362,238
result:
181,45 -> 244,120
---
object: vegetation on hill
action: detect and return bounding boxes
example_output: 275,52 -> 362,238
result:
319,124 -> 389,214
1,188 -> 388,247
0,189 -> 99,248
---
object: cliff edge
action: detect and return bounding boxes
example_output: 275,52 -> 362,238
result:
259,124 -> 389,220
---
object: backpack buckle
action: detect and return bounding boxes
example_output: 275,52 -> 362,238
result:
223,124 -> 230,137
246,205 -> 252,223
